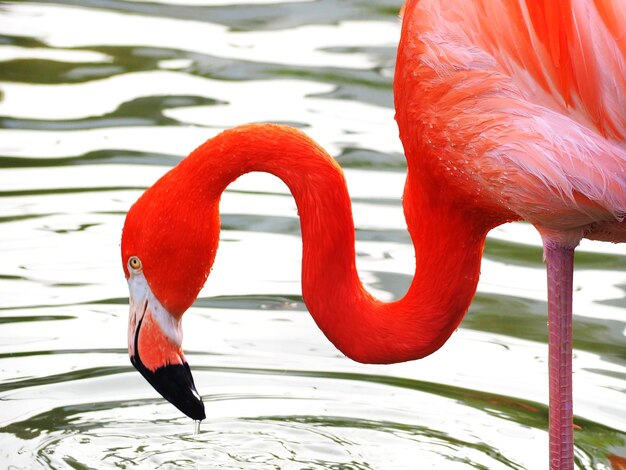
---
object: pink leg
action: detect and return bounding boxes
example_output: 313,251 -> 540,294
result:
543,240 -> 575,470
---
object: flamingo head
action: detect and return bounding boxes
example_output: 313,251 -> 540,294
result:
121,170 -> 221,421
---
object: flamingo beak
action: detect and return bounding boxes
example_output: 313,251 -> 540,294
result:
127,275 -> 205,421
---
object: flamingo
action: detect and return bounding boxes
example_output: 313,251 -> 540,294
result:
121,0 -> 626,468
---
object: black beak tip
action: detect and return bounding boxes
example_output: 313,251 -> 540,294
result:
131,356 -> 206,421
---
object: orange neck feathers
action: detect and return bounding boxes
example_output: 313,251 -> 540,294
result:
125,123 -> 492,363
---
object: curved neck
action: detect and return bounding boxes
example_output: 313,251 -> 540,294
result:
183,124 -> 489,363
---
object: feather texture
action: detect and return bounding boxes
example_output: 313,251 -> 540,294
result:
396,0 -> 626,244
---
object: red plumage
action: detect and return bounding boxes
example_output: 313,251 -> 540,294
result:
122,1 -> 626,467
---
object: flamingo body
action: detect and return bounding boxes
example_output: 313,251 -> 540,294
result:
396,0 -> 626,246
122,0 -> 626,467
394,4 -> 626,466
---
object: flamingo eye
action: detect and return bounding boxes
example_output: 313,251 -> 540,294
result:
128,256 -> 142,271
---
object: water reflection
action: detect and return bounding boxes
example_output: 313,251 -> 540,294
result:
0,0 -> 625,469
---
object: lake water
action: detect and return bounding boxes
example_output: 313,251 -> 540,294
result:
0,1 -> 625,469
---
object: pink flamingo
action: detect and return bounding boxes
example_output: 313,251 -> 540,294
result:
121,1 -> 626,468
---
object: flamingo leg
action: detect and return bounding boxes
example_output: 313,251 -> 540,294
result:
543,240 -> 575,470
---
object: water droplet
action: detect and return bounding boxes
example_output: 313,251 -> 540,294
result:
194,419 -> 202,435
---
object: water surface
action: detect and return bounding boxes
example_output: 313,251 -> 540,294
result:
0,1 -> 625,468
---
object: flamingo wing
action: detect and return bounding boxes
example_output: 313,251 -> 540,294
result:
396,0 -> 626,243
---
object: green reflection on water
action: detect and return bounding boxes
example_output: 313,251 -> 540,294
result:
484,237 -> 626,270
1,364 -> 623,468
0,365 -> 127,393
467,293 -> 626,360
0,315 -> 75,324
